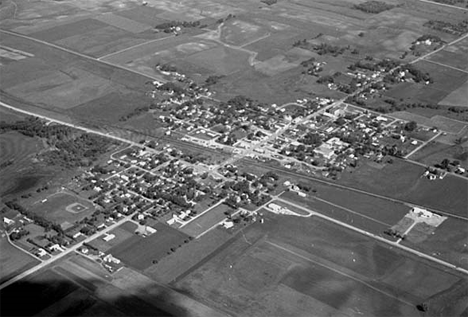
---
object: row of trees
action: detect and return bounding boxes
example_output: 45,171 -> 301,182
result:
4,201 -> 63,235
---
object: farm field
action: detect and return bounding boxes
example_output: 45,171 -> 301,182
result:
0,235 -> 39,284
278,190 -> 403,238
410,140 -> 468,169
384,61 -> 468,106
175,213 -> 467,316
29,192 -> 95,230
439,80 -> 468,108
337,159 -> 468,218
402,217 -> 468,270
107,222 -> 190,270
0,131 -> 43,166
145,228 -> 232,284
179,203 -> 231,237
0,131 -> 50,197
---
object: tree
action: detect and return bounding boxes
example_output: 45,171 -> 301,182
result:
404,121 -> 417,132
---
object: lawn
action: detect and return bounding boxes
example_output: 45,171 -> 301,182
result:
0,235 -> 40,284
107,222 -> 190,270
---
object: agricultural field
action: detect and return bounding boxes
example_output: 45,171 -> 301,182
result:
175,212 -> 467,316
0,131 -> 49,197
337,158 -> 468,217
29,192 -> 95,230
410,140 -> 468,169
0,235 -> 39,284
106,222 -> 190,270
145,228 -> 232,284
179,203 -> 232,237
384,60 -> 468,106
402,217 -> 468,270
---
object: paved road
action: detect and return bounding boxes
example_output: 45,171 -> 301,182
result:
244,158 -> 468,221
404,131 -> 442,159
0,29 -> 164,82
417,0 -> 468,11
0,212 -> 135,291
272,197 -> 468,275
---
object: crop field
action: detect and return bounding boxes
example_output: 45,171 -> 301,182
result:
439,80 -> 468,108
390,111 -> 467,134
220,19 -> 269,47
7,67 -> 115,110
179,203 -> 231,237
175,212 -> 465,316
402,217 -> 468,270
279,191 -> 403,237
0,235 -> 39,284
145,227 -> 232,284
411,141 -> 468,169
107,222 -> 190,270
428,37 -> 468,72
0,269 -> 80,316
338,159 -> 468,217
0,131 -> 43,166
30,192 -> 95,229
384,60 -> 468,106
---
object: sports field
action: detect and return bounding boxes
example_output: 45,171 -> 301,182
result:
30,192 -> 95,229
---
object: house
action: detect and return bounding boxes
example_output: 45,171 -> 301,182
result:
222,221 -> 234,229
3,217 -> 15,226
36,248 -> 48,257
103,233 -> 115,242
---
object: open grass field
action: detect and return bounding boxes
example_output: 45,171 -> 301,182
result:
279,190 -> 404,237
384,61 -> 468,106
0,131 -> 43,166
0,235 -> 39,284
179,203 -> 231,237
107,222 -> 190,270
175,212 -> 465,316
145,228 -> 232,284
30,192 -> 95,229
402,217 -> 468,270
89,226 -> 135,253
411,141 -> 468,169
439,80 -> 468,108
338,159 -> 468,218
390,111 -> 467,134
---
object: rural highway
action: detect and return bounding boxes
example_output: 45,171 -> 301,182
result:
271,197 -> 468,275
0,212 -> 136,291
417,0 -> 468,11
